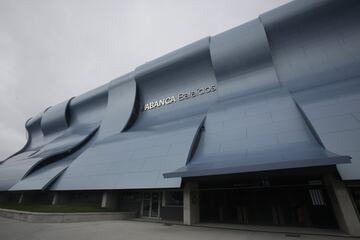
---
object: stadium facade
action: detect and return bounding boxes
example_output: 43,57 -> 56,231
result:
1,0 -> 360,235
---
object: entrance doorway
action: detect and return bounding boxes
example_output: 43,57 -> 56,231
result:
199,187 -> 337,228
141,192 -> 161,218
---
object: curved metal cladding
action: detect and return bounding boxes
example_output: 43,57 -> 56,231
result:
0,153 -> 41,190
50,75 -> 138,190
52,116 -> 204,190
0,87 -> 106,191
8,86 -> 109,191
0,99 -> 72,190
210,19 -> 280,101
10,131 -> 98,191
51,39 -> 213,190
1,113 -> 43,163
164,89 -> 349,178
164,18 -> 350,178
134,37 -> 217,127
97,75 -> 137,139
41,99 -> 71,137
2,0 -> 360,191
260,0 -> 360,180
260,0 -> 360,92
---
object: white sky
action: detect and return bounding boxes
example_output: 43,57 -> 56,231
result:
0,0 -> 291,159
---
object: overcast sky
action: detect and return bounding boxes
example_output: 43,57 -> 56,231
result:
0,0 -> 290,160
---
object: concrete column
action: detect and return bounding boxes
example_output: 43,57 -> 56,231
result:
183,182 -> 199,225
324,173 -> 360,236
101,191 -> 118,209
18,193 -> 24,204
51,193 -> 59,205
51,192 -> 69,205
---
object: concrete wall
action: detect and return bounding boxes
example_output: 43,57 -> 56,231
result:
0,208 -> 135,223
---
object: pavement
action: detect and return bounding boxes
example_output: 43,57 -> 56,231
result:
0,216 -> 359,240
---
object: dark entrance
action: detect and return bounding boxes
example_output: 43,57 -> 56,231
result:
197,170 -> 339,229
200,187 -> 337,228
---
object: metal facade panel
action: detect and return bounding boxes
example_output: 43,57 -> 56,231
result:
24,112 -> 45,151
9,160 -> 69,191
97,76 -> 136,138
210,19 -> 279,101
164,89 -> 350,178
0,82 -> 107,190
51,116 -> 204,190
2,68 -> 137,191
136,38 -> 210,79
68,83 -> 109,126
0,125 -> 97,190
294,78 -> 360,180
0,151 -> 37,189
260,0 -> 360,93
164,143 -> 349,178
41,99 -> 71,136
22,98 -> 73,153
8,127 -> 99,191
133,38 -> 217,129
32,124 -> 98,157
0,95 -> 99,190
0,156 -> 43,190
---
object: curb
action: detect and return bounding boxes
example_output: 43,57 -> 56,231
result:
0,208 -> 136,223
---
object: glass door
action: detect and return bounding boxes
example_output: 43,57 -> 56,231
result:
141,192 -> 160,218
142,193 -> 151,217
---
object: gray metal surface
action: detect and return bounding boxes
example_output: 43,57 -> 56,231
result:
0,96 -> 101,190
51,38 -> 216,190
210,19 -> 279,101
1,0 -> 360,191
164,89 -> 350,178
260,0 -> 360,180
0,152 -> 41,190
165,144 -> 349,178
41,99 -> 71,137
97,75 -> 137,139
9,159 -> 69,191
9,127 -> 99,191
294,77 -> 360,180
52,115 -> 204,190
133,37 -> 217,128
0,124 -> 97,191
260,0 -> 360,93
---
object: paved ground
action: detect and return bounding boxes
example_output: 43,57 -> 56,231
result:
0,216 -> 359,240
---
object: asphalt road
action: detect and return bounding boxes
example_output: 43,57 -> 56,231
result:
0,217 -> 358,240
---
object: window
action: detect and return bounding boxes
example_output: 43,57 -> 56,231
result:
162,191 -> 183,207
309,189 -> 326,206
